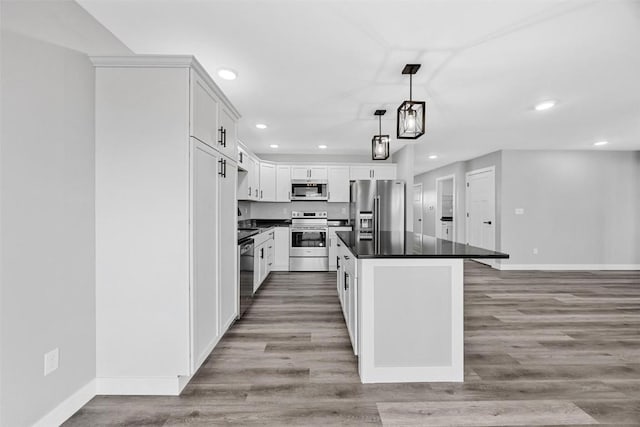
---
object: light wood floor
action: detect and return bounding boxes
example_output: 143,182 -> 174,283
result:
65,262 -> 640,426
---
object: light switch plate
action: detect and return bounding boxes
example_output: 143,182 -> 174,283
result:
44,348 -> 59,376
515,208 -> 524,215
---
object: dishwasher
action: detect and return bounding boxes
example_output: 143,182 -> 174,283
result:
238,238 -> 255,318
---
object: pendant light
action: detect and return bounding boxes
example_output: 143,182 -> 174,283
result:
372,109 -> 390,160
397,64 -> 425,139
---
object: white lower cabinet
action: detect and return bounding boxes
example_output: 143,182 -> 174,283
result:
94,56 -> 239,395
336,239 -> 358,355
272,227 -> 290,271
253,230 -> 275,293
328,226 -> 352,271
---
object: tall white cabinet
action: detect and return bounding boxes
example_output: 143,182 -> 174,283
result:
93,56 -> 240,395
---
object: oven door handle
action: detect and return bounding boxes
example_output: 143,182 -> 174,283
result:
291,228 -> 328,232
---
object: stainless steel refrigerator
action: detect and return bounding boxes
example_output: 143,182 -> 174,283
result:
350,180 -> 405,239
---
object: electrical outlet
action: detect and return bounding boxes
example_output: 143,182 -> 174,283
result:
533,248 -> 538,255
44,348 -> 59,376
515,208 -> 525,215
341,207 -> 346,214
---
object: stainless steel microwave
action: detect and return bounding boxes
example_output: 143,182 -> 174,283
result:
290,181 -> 328,200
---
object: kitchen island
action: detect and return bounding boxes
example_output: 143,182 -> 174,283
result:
335,231 -> 508,384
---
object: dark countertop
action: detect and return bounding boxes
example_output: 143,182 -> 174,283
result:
239,219 -> 291,228
336,231 -> 509,259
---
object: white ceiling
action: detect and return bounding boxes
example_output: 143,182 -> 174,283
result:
77,0 -> 640,173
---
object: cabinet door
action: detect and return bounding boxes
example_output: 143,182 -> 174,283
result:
253,243 -> 264,293
309,166 -> 328,180
328,166 -> 350,202
372,165 -> 397,180
291,166 -> 310,180
191,70 -> 219,148
218,106 -> 237,160
346,268 -> 357,355
259,163 -> 276,201
266,235 -> 274,275
191,139 -> 220,371
237,146 -> 247,171
219,161 -> 238,333
276,165 -> 291,201
328,229 -> 337,271
248,156 -> 259,200
273,227 -> 290,271
350,166 -> 373,180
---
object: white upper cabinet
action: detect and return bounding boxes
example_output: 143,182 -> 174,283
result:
237,145 -> 248,171
276,165 -> 291,202
371,164 -> 397,180
190,70 -> 219,148
291,165 -> 328,180
218,106 -> 237,160
328,166 -> 350,202
350,164 -> 397,180
259,162 -> 276,201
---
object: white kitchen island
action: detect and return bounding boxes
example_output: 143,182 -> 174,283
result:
335,231 -> 508,384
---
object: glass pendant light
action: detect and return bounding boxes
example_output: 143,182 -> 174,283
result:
397,64 -> 425,139
372,109 -> 390,160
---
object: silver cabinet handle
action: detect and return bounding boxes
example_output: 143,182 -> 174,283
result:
248,186 -> 251,196
261,190 -> 263,199
255,188 -> 258,197
328,191 -> 331,200
288,191 -> 291,200
344,272 -> 348,290
344,255 -> 350,260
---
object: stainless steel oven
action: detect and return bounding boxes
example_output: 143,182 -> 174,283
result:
289,211 -> 328,271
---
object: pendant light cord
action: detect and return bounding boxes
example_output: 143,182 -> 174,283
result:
409,74 -> 413,102
378,115 -> 382,136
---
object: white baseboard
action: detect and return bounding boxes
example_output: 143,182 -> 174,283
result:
497,264 -> 640,271
33,379 -> 96,427
96,376 -> 189,396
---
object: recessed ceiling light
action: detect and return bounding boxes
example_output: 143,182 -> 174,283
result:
318,145 -> 328,149
594,140 -> 608,146
217,68 -> 237,80
428,155 -> 438,159
256,123 -> 267,129
534,100 -> 556,111
269,144 -> 279,148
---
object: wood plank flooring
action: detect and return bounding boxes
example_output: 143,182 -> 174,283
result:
65,262 -> 640,426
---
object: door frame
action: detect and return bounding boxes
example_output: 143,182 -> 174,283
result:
435,174 -> 456,241
465,166 -> 496,266
412,183 -> 423,235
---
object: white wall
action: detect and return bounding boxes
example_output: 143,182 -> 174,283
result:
414,151 -> 501,244
0,1 -> 130,425
500,150 -> 639,266
391,144 -> 415,231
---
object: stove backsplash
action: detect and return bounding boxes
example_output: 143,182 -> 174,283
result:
245,201 -> 349,220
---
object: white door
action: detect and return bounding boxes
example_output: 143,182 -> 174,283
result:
328,166 -> 350,202
413,183 -> 423,234
219,160 -> 237,333
350,166 -> 373,180
190,70 -> 218,148
259,162 -> 276,201
191,139 -> 220,371
466,168 -> 495,253
291,166 -> 310,180
372,165 -> 397,180
218,106 -> 237,159
309,166 -> 328,180
276,165 -> 291,201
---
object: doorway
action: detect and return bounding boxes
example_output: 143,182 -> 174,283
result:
435,175 -> 455,241
412,183 -> 423,234
465,167 -> 496,261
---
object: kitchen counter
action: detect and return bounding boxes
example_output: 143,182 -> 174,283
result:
335,231 -> 509,259
335,231 -> 509,384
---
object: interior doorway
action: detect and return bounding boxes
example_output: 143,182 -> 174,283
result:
465,167 -> 496,263
412,183 -> 423,234
435,175 -> 455,241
